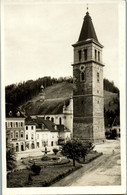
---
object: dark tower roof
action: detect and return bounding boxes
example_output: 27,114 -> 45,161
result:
78,11 -> 100,45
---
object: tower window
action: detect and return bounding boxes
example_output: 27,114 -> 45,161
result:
97,72 -> 100,82
78,50 -> 82,61
98,51 -> 100,61
84,49 -> 87,60
95,50 -> 97,60
59,117 -> 62,125
81,72 -> 85,81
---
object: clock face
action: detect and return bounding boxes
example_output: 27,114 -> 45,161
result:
80,65 -> 85,71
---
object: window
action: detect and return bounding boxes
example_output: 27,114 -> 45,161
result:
31,126 -> 33,130
15,132 -> 18,138
16,122 -> 18,127
10,122 -> 13,128
97,72 -> 100,82
26,134 -> 28,140
84,49 -> 87,60
10,132 -> 13,138
51,141 -> 53,146
81,72 -> 85,81
78,50 -> 82,61
26,126 -> 28,130
51,117 -> 54,123
37,142 -> 39,148
21,122 -> 23,127
20,132 -> 23,138
98,51 -> 100,61
31,134 -> 34,140
95,49 -> 97,60
37,134 -> 39,139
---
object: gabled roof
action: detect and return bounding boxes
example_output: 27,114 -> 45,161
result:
77,12 -> 102,46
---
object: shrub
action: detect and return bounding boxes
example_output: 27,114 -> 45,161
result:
30,163 -> 41,175
41,156 -> 51,161
53,148 -> 59,155
52,157 -> 59,161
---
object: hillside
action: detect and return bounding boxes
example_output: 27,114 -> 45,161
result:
20,82 -> 119,118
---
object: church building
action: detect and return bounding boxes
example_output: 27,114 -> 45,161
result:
72,10 -> 105,142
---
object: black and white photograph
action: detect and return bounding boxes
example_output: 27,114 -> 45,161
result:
1,0 -> 126,194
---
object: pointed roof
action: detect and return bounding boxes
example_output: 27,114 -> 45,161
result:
77,11 -> 101,46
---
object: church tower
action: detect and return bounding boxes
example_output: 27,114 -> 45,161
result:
72,11 -> 105,142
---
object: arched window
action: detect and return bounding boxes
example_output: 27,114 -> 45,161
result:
80,72 -> 85,82
20,132 -> 23,138
51,117 -> 54,123
59,117 -> 62,125
78,50 -> 82,61
16,143 -> 19,152
98,51 -> 100,61
84,49 -> 87,60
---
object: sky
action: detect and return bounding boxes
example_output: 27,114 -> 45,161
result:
3,0 -> 125,88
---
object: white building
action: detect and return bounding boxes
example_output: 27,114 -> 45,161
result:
25,119 -> 36,150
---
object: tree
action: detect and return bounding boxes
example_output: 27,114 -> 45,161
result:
53,148 -> 59,155
80,142 -> 95,162
6,133 -> 16,171
61,139 -> 85,166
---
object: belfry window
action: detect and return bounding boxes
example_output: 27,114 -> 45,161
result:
95,50 -> 97,60
98,51 -> 100,61
84,49 -> 87,60
97,72 -> 100,82
78,50 -> 82,61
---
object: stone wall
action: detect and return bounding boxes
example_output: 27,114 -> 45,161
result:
73,119 -> 93,140
93,117 -> 105,140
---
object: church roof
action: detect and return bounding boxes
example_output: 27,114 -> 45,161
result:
77,12 -> 102,46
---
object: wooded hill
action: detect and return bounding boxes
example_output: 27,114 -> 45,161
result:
5,76 -> 120,127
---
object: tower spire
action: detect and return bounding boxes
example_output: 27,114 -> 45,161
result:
86,4 -> 88,12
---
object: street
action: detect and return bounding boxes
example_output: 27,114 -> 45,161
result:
52,139 -> 121,186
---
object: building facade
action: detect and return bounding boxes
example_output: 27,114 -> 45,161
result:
6,104 -> 26,152
72,11 -> 105,142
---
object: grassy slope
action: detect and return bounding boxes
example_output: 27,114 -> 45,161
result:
21,82 -> 119,115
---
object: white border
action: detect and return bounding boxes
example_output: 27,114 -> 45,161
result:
1,0 -> 126,194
